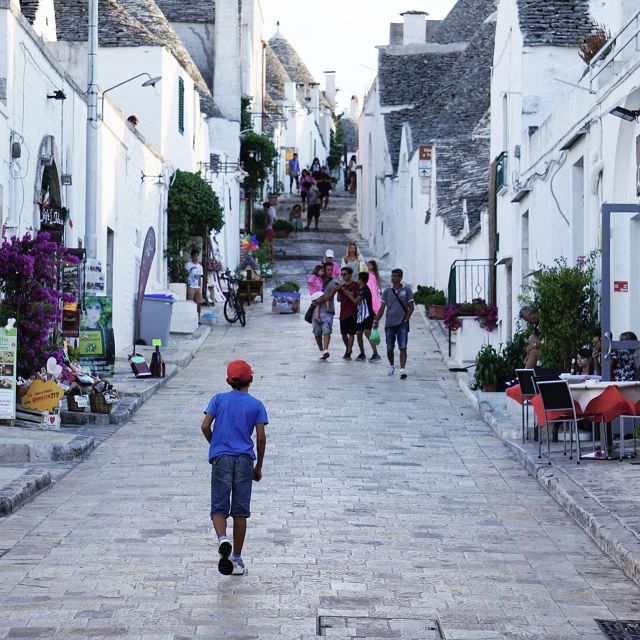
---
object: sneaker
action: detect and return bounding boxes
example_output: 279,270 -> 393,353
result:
343,352 -> 352,360
400,369 -> 408,380
321,351 -> 330,360
218,539 -> 233,575
231,558 -> 245,575
387,366 -> 395,376
369,353 -> 381,361
355,353 -> 366,361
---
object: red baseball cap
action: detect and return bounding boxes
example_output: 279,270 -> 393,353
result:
226,360 -> 254,385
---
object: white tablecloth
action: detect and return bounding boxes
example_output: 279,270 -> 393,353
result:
569,381 -> 640,410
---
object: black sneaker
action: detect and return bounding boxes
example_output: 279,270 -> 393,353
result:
355,353 -> 366,361
400,371 -> 408,380
369,353 -> 381,361
218,539 -> 233,575
343,352 -> 352,360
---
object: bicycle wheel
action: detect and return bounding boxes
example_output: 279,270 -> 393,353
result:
224,296 -> 239,323
237,298 -> 246,327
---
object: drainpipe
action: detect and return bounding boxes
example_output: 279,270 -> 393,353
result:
84,0 -> 98,258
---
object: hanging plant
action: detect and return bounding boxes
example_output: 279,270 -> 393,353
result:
0,232 -> 78,378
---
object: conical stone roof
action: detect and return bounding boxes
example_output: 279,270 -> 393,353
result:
155,0 -> 215,23
265,44 -> 290,102
268,30 -> 315,85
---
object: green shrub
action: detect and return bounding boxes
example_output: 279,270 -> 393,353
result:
500,328 -> 530,379
253,210 -> 266,230
414,285 -> 446,306
273,219 -> 294,231
273,281 -> 300,293
474,344 -> 503,391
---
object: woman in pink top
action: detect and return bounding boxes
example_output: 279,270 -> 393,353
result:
367,260 -> 382,313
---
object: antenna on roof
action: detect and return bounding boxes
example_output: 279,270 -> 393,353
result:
276,20 -> 280,33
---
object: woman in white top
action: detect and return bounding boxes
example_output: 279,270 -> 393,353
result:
341,242 -> 365,280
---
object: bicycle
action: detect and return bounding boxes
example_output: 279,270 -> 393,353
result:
221,271 -> 246,327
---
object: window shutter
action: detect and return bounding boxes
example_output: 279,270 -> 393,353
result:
178,77 -> 185,134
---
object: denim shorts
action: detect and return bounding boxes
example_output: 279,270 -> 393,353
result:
210,454 -> 254,518
385,321 -> 409,350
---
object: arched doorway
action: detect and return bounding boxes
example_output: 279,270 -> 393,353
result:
34,135 -> 65,243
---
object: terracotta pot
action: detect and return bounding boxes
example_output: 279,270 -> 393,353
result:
483,383 -> 497,393
274,229 -> 289,239
427,304 -> 447,319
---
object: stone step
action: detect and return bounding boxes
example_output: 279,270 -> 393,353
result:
0,466 -> 52,517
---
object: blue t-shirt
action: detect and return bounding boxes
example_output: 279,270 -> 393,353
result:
204,390 -> 268,461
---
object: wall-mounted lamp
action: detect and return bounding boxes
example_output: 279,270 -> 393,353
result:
61,174 -> 73,186
100,73 -> 162,119
47,90 -> 67,100
609,106 -> 640,122
140,171 -> 164,185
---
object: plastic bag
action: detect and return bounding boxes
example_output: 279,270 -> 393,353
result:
369,328 -> 381,346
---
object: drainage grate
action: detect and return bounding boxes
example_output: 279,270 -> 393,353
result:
596,620 -> 640,639
316,616 -> 444,638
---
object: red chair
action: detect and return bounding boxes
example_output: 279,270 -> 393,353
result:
611,396 -> 640,461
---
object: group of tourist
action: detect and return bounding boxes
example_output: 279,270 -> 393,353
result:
287,153 -> 334,231
306,243 -> 415,379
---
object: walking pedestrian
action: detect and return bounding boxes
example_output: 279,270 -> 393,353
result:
341,242 -> 365,276
373,268 -> 414,379
317,166 -> 332,211
263,201 -> 276,261
367,260 -> 382,314
321,249 -> 341,279
300,169 -> 313,212
287,152 -> 300,193
200,360 -> 268,576
185,249 -> 204,323
310,263 -> 339,359
348,155 -> 357,193
336,266 -> 359,360
311,157 -> 321,175
339,271 -> 380,361
305,180 -> 321,231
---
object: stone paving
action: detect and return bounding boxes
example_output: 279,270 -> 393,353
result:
0,197 -> 639,639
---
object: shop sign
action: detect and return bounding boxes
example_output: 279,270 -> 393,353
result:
419,144 -> 433,163
0,325 -> 18,420
79,295 -> 115,377
40,206 -> 65,243
614,281 -> 629,293
85,258 -> 105,294
21,379 -> 64,412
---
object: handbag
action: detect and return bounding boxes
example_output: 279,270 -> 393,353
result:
304,305 -> 315,324
369,328 -> 381,346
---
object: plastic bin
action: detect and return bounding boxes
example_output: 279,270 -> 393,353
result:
139,294 -> 173,346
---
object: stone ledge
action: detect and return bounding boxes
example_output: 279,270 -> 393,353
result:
0,468 -> 52,517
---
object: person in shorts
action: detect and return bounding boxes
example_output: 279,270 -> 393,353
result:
185,249 -> 204,323
373,268 -> 414,379
336,266 -> 359,360
263,201 -> 276,261
200,360 -> 268,576
340,271 -> 381,362
317,166 -> 332,211
310,263 -> 338,359
305,180 -> 321,231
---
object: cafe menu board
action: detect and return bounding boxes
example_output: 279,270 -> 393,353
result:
0,327 -> 18,420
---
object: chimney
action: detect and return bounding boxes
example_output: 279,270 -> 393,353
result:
324,71 -> 336,110
401,10 -> 428,46
213,0 -> 241,121
350,95 -> 359,120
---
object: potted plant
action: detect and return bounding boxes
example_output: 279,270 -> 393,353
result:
273,219 -> 294,239
474,344 -> 504,392
414,285 -> 448,319
272,281 -> 300,314
444,298 -> 498,332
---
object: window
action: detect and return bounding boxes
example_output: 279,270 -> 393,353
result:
495,151 -> 508,193
178,77 -> 185,134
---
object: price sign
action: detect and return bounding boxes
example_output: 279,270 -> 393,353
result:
0,327 -> 17,420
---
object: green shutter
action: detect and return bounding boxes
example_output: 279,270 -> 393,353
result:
178,77 -> 185,134
495,152 -> 508,193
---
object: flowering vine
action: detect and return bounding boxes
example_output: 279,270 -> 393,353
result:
0,231 -> 77,378
444,298 -> 498,332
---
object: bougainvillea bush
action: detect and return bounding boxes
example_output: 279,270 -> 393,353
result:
0,232 -> 77,378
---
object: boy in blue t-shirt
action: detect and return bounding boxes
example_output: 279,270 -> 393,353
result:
201,360 -> 268,575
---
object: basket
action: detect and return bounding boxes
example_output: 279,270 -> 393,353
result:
89,392 -> 113,414
67,392 -> 87,413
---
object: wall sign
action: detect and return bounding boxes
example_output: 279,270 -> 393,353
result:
40,206 -> 65,243
21,379 -> 64,412
614,280 -> 629,293
0,325 -> 18,420
79,295 -> 115,377
85,259 -> 105,293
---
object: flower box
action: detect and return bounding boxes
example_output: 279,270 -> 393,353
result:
427,304 -> 447,319
274,229 -> 290,239
271,291 -> 300,314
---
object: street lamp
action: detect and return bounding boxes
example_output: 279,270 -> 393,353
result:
609,106 -> 640,122
99,73 -> 161,119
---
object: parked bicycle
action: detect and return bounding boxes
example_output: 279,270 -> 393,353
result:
221,270 -> 246,327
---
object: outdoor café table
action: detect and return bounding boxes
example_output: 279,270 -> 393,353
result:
568,381 -> 640,460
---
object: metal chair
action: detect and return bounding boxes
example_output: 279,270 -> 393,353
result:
515,369 -> 536,444
535,380 -> 598,464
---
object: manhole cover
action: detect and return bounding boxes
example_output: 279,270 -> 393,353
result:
316,616 -> 444,638
596,620 -> 640,639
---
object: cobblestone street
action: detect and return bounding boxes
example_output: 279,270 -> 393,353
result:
0,200 -> 639,639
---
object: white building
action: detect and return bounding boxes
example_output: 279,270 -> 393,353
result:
491,0 -> 640,341
358,2 -> 497,295
265,27 -> 334,191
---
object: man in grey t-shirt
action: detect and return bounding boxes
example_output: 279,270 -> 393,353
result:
373,268 -> 414,379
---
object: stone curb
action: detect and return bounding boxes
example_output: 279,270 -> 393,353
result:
0,468 -> 52,516
422,310 -> 640,589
